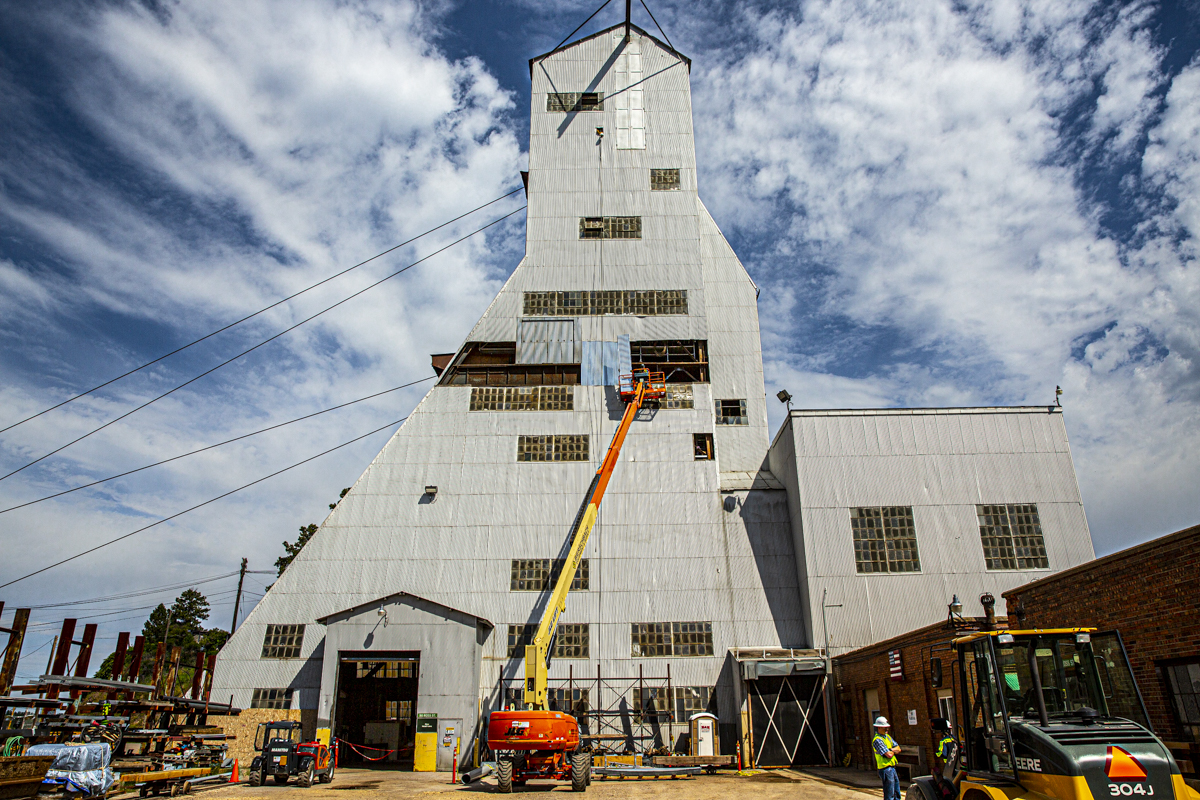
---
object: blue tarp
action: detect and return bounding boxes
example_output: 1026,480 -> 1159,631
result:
28,743 -> 116,797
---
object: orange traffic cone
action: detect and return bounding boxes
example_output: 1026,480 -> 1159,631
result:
231,759 -> 239,783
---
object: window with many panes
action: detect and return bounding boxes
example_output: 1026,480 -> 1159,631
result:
510,559 -> 589,591
356,661 -> 416,679
547,92 -> 603,112
630,622 -> 713,657
506,623 -> 590,659
384,700 -> 413,721
715,399 -> 747,425
662,385 -> 694,408
516,434 -> 588,462
633,687 -> 671,722
504,687 -> 589,714
523,290 -> 687,316
579,216 -> 642,239
251,688 -> 293,709
674,686 -> 715,721
976,504 -> 1049,570
261,624 -> 304,658
850,507 -> 921,573
650,169 -> 680,190
471,386 -> 573,411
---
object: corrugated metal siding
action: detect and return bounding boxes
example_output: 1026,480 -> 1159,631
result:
516,318 -> 578,363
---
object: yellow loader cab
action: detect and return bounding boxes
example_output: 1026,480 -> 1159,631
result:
906,629 -> 1200,800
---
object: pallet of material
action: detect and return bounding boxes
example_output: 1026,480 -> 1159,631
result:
651,755 -> 736,767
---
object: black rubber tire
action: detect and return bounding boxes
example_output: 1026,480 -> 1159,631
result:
496,759 -> 513,793
248,769 -> 261,788
299,763 -> 315,788
273,774 -> 289,784
570,751 -> 590,792
319,761 -> 334,784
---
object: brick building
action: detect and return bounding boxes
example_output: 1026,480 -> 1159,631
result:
1003,523 -> 1200,778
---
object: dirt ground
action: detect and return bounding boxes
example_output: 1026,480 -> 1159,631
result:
192,768 -> 881,800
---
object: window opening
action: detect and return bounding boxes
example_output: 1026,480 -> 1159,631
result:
650,169 -> 680,190
579,216 -> 642,239
547,92 -> 603,112
507,623 -> 589,659
630,341 -> 707,383
977,504 -> 1049,570
261,624 -> 304,659
438,342 -> 581,387
356,661 -> 417,679
524,291 -> 687,317
1164,660 -> 1200,742
470,386 -> 573,411
715,399 -> 748,425
510,559 -> 589,591
674,686 -> 715,721
517,434 -> 589,462
250,688 -> 293,709
630,622 -> 713,657
850,507 -> 921,573
633,687 -> 671,723
693,433 -> 714,460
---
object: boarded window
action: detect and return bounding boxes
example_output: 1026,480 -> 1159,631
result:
693,433 -> 714,460
507,623 -> 589,658
517,434 -> 588,462
523,290 -> 687,316
977,504 -> 1049,570
579,216 -> 642,239
547,92 -> 603,112
663,385 -> 694,408
356,661 -> 416,679
251,688 -> 293,709
651,169 -> 680,190
631,622 -> 713,657
510,559 -> 589,591
471,386 -> 573,411
261,624 -> 304,659
715,399 -> 747,425
851,507 -> 921,573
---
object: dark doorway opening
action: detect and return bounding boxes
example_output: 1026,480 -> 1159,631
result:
748,672 -> 829,767
335,651 -> 420,768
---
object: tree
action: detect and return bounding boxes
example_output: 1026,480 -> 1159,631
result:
273,488 -> 351,576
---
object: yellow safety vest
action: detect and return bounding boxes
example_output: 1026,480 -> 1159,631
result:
937,736 -> 956,762
873,733 -> 899,769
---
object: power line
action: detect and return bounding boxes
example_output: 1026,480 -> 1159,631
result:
0,416 -> 406,590
23,572 -> 240,608
0,188 -> 523,436
551,0 -> 614,52
0,375 -> 435,515
0,206 -> 523,483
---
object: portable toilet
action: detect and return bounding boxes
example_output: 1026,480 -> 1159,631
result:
689,713 -> 719,757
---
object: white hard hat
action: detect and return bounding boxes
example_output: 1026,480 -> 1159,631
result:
874,717 -> 890,727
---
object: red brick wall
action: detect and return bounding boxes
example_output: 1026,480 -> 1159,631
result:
1002,524 -> 1200,743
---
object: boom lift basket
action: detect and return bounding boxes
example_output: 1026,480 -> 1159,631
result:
618,371 -> 666,402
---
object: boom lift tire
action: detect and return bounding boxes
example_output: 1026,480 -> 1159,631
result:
497,759 -> 513,793
273,774 -> 289,784
570,751 -> 590,792
248,769 -> 262,787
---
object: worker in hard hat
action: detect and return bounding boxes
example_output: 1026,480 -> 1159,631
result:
872,716 -> 902,800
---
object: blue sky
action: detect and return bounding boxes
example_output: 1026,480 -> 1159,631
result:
1,0 -> 1198,672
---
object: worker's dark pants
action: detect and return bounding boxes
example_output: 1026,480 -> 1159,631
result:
879,766 -> 900,800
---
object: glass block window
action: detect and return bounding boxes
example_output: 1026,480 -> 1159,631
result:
662,385 -> 693,409
715,399 -> 748,425
579,216 -> 642,239
977,504 -> 1049,570
251,688 -> 293,709
850,507 -> 921,573
631,622 -> 713,657
516,434 -> 589,462
510,558 -> 589,591
356,661 -> 416,679
470,386 -> 573,411
506,623 -> 589,658
547,92 -> 603,112
633,687 -> 671,722
523,290 -> 687,316
261,624 -> 304,658
650,168 -> 681,191
674,686 -> 714,721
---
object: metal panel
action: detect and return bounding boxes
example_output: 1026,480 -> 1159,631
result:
516,318 -> 578,364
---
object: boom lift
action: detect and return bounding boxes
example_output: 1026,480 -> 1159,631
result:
486,369 -> 666,793
907,629 -> 1200,800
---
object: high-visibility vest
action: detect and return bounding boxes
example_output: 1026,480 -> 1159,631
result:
873,733 -> 899,769
937,736 -> 956,762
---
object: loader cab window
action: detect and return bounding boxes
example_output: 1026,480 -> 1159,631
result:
963,640 -> 1013,776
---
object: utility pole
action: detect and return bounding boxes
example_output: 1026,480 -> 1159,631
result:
821,588 -> 843,766
625,0 -> 631,41
231,558 -> 248,635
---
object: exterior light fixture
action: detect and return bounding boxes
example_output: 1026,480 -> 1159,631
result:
946,594 -> 967,630
424,485 -> 437,497
776,390 -> 793,410
1076,633 -> 1090,644
997,633 -> 1014,645
377,607 -> 389,627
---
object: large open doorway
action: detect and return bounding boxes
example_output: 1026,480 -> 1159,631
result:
334,651 -> 419,768
748,672 -> 829,767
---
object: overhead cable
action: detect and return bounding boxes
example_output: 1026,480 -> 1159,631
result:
0,375 -> 435,515
23,571 -> 240,608
0,188 -> 522,436
0,206 -> 524,483
0,416 -> 406,590
639,0 -> 675,50
551,0 -> 613,53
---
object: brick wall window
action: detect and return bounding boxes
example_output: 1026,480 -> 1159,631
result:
250,688 -> 293,709
516,434 -> 588,462
693,433 -> 714,460
630,622 -> 713,657
1164,661 -> 1200,742
650,168 -> 680,190
470,386 -> 573,411
510,558 -> 589,591
356,661 -> 416,679
715,399 -> 747,425
579,216 -> 642,239
977,504 -> 1049,570
547,92 -> 603,112
523,290 -> 687,316
850,507 -> 921,573
506,623 -> 589,658
261,624 -> 304,658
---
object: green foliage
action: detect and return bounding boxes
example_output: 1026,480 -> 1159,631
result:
273,488 -> 351,577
